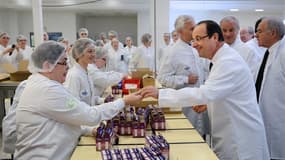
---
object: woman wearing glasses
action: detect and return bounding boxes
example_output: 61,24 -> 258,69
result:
15,41 -> 142,160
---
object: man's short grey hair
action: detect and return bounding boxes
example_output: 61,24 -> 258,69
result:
141,33 -> 152,44
126,36 -> 132,41
220,16 -> 240,30
100,32 -> 107,38
16,35 -> 27,42
78,28 -> 88,34
175,15 -> 195,31
72,38 -> 94,60
108,30 -> 118,38
263,17 -> 285,39
94,40 -> 104,47
163,33 -> 170,37
94,46 -> 107,59
31,41 -> 65,70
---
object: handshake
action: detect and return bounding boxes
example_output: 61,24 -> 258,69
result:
122,86 -> 159,106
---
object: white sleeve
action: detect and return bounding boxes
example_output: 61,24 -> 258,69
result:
157,53 -> 188,89
37,86 -> 125,127
159,60 -> 239,107
2,80 -> 27,153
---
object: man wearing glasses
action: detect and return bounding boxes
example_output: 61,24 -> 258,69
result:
157,15 -> 210,139
141,20 -> 269,160
78,28 -> 89,39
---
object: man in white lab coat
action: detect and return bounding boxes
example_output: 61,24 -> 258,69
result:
220,16 -> 260,78
255,17 -> 285,160
14,41 -> 142,160
141,20 -> 269,160
106,38 -> 129,74
157,15 -> 209,138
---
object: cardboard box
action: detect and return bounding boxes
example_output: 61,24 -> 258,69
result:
131,68 -> 153,79
1,60 -> 31,81
142,74 -> 155,87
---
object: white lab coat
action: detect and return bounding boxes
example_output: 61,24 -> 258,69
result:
88,64 -> 123,96
230,38 -> 260,78
14,73 -> 125,160
0,45 -> 13,73
64,63 -> 103,105
158,44 -> 269,160
246,38 -> 266,60
129,45 -> 155,72
9,46 -> 33,68
106,48 -> 129,74
258,37 -> 285,159
2,80 -> 27,154
104,41 -> 124,51
157,39 -> 209,136
124,45 -> 137,56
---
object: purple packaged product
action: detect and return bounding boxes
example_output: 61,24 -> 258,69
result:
101,150 -> 112,160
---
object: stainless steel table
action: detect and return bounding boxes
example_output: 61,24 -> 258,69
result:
0,81 -> 20,128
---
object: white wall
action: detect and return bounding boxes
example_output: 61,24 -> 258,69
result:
77,15 -> 137,45
0,9 -> 77,45
169,10 -> 284,32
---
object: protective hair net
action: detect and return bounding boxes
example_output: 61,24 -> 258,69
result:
141,33 -> 152,43
28,41 -> 65,73
16,35 -> 27,42
78,28 -> 88,34
0,32 -> 9,38
94,46 -> 107,59
72,38 -> 94,60
94,40 -> 104,47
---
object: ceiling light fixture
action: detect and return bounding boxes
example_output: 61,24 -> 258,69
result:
230,9 -> 239,12
255,9 -> 264,12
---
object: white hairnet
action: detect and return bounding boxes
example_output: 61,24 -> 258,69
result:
72,38 -> 94,60
94,46 -> 107,59
28,41 -> 65,73
16,35 -> 27,42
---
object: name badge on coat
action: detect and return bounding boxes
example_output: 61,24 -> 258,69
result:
80,90 -> 89,97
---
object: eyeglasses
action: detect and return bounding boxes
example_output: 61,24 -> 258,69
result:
57,58 -> 68,66
1,37 -> 10,40
81,33 -> 87,36
191,35 -> 209,44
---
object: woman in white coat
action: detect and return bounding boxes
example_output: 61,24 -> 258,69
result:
14,41 -> 142,160
88,46 -> 125,96
141,20 -> 269,160
129,33 -> 155,72
64,38 -> 102,105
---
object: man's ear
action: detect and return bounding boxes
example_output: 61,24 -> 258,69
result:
212,33 -> 219,41
42,61 -> 52,72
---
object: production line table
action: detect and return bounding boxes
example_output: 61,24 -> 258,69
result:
71,113 -> 218,160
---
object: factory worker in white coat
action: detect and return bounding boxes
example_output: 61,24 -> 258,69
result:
64,38 -> 103,105
141,20 -> 269,160
0,32 -> 17,72
220,16 -> 260,78
129,33 -> 155,72
255,17 -> 285,160
88,46 -> 126,96
14,41 -> 142,160
2,80 -> 26,155
106,38 -> 129,74
157,15 -> 209,137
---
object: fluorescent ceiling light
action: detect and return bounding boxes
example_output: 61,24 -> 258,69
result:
230,8 -> 239,12
255,9 -> 264,12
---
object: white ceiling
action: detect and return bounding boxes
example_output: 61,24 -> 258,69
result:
0,0 -> 284,14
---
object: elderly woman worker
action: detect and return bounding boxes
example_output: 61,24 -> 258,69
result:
64,38 -> 103,105
88,46 -> 126,96
15,41 -> 142,160
129,33 -> 154,72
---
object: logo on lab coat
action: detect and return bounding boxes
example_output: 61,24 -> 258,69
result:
80,90 -> 89,97
66,98 -> 77,109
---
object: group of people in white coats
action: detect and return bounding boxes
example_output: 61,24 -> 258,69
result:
2,15 -> 285,160
0,32 -> 33,72
143,16 -> 285,160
